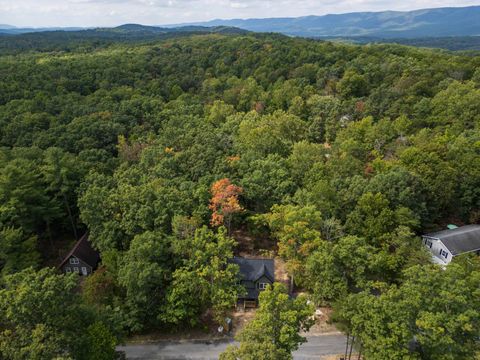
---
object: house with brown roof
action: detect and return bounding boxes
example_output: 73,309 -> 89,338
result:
59,234 -> 100,276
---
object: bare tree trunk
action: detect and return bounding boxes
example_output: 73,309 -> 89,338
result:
63,193 -> 78,240
344,334 -> 349,360
348,336 -> 355,360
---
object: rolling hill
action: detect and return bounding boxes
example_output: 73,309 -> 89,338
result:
0,24 -> 248,54
2,6 -> 480,52
170,6 -> 480,38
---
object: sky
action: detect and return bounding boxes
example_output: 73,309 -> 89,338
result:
1,0 -> 479,28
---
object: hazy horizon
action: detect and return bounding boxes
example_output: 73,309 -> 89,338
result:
1,1 -> 480,28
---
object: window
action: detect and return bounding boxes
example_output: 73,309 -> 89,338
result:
439,249 -> 449,259
65,267 -> 71,273
81,267 -> 88,276
69,257 -> 79,265
257,283 -> 269,290
424,239 -> 433,248
73,267 -> 79,273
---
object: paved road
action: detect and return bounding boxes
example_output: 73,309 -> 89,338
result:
118,334 -> 346,360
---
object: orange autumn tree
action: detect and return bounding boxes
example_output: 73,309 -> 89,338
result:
209,178 -> 243,233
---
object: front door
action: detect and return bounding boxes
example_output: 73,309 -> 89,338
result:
81,267 -> 88,276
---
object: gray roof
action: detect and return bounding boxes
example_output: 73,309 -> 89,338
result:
231,257 -> 274,283
424,225 -> 480,256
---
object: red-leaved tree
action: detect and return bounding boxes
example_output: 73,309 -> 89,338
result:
209,178 -> 243,233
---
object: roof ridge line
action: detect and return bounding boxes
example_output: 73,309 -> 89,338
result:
58,233 -> 88,269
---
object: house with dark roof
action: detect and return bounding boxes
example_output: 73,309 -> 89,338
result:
422,225 -> 480,265
59,234 -> 100,276
231,257 -> 274,308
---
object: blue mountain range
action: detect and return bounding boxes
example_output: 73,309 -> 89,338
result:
167,6 -> 480,38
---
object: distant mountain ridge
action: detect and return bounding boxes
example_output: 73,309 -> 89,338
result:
0,23 -> 246,36
0,26 -> 86,34
167,6 -> 480,38
110,24 -> 245,34
2,6 -> 480,38
0,24 -> 249,54
2,6 -> 480,52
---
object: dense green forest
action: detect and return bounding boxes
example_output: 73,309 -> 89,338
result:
318,35 -> 480,52
1,31 -> 480,359
0,25 -> 248,55
386,36 -> 480,51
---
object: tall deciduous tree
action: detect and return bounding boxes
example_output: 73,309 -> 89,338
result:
346,192 -> 418,245
0,157 -> 61,236
240,154 -> 295,212
336,264 -> 480,360
41,147 -> 84,240
209,178 -> 243,233
117,231 -> 172,331
0,267 -> 118,360
304,235 -> 372,304
220,283 -> 314,360
0,227 -> 40,278
261,204 -> 323,286
162,226 -> 240,326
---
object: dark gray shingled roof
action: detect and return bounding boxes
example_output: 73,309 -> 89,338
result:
231,257 -> 274,282
59,233 -> 100,268
231,257 -> 275,300
424,225 -> 480,256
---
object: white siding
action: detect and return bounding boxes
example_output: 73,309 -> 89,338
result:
422,236 -> 453,265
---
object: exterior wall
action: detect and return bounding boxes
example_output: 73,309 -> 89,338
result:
255,275 -> 273,289
238,276 -> 273,301
63,256 -> 93,276
422,236 -> 453,265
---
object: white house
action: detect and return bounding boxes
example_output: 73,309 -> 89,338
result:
422,225 -> 480,266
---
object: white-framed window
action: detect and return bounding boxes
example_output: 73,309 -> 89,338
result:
65,267 -> 71,273
73,267 -> 79,273
81,267 -> 88,276
69,257 -> 79,265
257,283 -> 269,290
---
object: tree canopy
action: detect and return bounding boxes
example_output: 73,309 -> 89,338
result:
1,30 -> 480,358
220,283 -> 314,360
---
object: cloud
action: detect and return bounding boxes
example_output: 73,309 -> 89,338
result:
230,2 -> 249,9
0,0 -> 479,27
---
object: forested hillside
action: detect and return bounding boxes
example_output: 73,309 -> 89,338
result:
180,6 -> 480,38
319,36 -> 480,52
1,32 -> 480,359
0,25 -> 248,54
